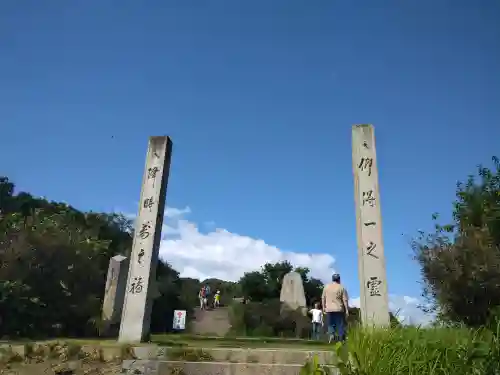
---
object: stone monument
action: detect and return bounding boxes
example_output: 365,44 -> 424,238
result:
352,124 -> 390,327
101,254 -> 129,336
280,271 -> 307,312
118,136 -> 173,343
280,272 -> 308,338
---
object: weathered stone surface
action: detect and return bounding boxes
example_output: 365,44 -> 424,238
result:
0,344 -> 26,362
100,346 -> 124,362
101,254 -> 129,336
161,347 -> 334,364
157,361 -> 339,375
0,342 -> 343,375
352,124 -> 390,327
80,345 -> 103,361
119,136 -> 173,343
279,272 -> 306,311
122,359 -> 160,375
132,345 -> 161,360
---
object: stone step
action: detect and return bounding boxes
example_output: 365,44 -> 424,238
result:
133,346 -> 336,364
122,360 -> 339,375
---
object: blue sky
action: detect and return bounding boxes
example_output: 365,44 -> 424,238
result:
1,1 -> 499,323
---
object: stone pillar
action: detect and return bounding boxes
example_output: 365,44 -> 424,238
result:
352,124 -> 390,327
101,255 -> 129,336
118,136 -> 173,343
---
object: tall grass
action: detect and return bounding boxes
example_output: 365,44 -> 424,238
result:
305,324 -> 500,375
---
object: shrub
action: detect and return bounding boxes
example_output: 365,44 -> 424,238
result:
413,158 -> 500,327
228,299 -> 310,338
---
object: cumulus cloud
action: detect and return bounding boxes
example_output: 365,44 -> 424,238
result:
165,206 -> 192,218
127,206 -> 432,326
350,296 -> 433,326
159,207 -> 336,282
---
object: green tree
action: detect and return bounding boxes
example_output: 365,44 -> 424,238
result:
239,271 -> 269,301
0,177 -> 14,213
238,261 -> 323,305
0,207 -> 112,337
0,177 -> 195,338
151,261 -> 185,333
262,261 -> 294,299
412,157 -> 500,327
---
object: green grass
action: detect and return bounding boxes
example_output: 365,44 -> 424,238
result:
309,325 -> 500,375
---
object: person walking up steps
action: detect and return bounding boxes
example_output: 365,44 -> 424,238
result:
214,290 -> 221,308
309,302 -> 323,340
199,286 -> 207,310
204,284 -> 212,308
322,273 -> 349,343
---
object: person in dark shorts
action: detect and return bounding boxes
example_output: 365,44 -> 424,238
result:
322,273 -> 349,343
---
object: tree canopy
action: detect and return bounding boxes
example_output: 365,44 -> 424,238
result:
413,157 -> 500,327
0,176 -> 326,339
0,177 -> 189,338
238,260 -> 324,306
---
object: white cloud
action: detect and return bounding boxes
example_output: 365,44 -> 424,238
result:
350,295 -> 433,326
165,206 -> 192,218
403,296 -> 420,305
126,206 -> 432,326
158,207 -> 337,283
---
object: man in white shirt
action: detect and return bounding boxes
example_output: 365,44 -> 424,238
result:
309,302 -> 323,340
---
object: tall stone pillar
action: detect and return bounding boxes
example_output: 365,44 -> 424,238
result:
118,136 -> 173,343
352,124 -> 390,327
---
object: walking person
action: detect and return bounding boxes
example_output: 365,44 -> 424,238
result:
214,290 -> 221,308
199,286 -> 206,310
309,302 -> 323,340
322,273 -> 349,343
205,284 -> 211,308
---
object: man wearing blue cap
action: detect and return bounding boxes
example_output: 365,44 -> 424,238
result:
322,273 -> 349,343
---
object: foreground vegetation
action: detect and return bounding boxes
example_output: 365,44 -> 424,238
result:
306,324 -> 500,375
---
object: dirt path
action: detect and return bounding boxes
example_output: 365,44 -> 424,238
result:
190,307 -> 231,337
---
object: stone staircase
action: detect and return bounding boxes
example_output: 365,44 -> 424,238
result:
1,339 -> 339,375
136,307 -> 339,374
190,307 -> 231,337
122,346 -> 339,375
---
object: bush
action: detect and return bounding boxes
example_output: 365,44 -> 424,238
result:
413,158 -> 500,327
228,299 -> 310,338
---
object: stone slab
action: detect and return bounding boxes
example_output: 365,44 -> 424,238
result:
122,359 -> 160,375
131,346 -> 335,364
80,344 -> 123,362
122,360 -> 339,375
279,272 -> 307,311
132,344 -> 161,359
0,344 -> 26,361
